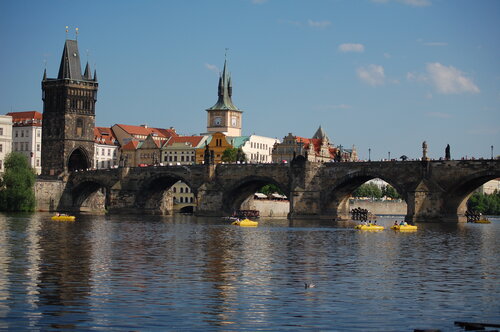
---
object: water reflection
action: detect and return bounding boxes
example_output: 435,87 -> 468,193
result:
0,213 -> 498,331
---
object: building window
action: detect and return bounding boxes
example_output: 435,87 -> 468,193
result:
173,187 -> 176,193
101,161 -> 105,168
36,159 -> 40,166
37,144 -> 40,151
180,188 -> 184,193
76,118 -> 84,137
21,131 -> 24,137
107,160 -> 111,168
37,130 -> 41,137
108,149 -> 111,156
0,144 -> 2,152
0,160 -> 2,170
0,128 -> 3,136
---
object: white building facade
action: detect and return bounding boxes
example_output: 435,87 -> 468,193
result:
235,135 -> 279,163
0,115 -> 13,173
94,127 -> 120,169
6,112 -> 41,174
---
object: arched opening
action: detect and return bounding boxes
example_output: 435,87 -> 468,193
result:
72,181 -> 108,213
171,180 -> 196,214
322,175 -> 406,220
135,176 -> 195,215
223,176 -> 289,218
68,148 -> 90,172
445,174 -> 500,222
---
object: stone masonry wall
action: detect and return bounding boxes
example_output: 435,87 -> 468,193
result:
35,179 -> 65,212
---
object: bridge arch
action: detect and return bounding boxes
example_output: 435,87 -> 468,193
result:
321,171 -> 407,220
442,170 -> 500,222
71,179 -> 110,212
222,175 -> 290,216
135,174 -> 196,215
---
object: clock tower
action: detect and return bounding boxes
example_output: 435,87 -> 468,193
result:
206,59 -> 242,136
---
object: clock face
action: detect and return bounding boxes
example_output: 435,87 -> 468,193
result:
214,117 -> 222,125
231,116 -> 237,127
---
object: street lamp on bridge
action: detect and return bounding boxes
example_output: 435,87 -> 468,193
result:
388,151 -> 391,161
492,145 -> 494,160
368,148 -> 371,162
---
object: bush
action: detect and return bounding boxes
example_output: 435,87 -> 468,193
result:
0,152 -> 36,212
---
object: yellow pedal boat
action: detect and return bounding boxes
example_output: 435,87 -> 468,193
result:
231,218 -> 258,227
51,215 -> 76,222
390,224 -> 417,231
473,219 -> 491,224
354,224 -> 384,231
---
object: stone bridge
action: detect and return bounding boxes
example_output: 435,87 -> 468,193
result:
50,159 -> 500,222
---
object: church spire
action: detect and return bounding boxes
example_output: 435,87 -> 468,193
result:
93,69 -> 98,82
42,68 -> 47,81
207,58 -> 239,111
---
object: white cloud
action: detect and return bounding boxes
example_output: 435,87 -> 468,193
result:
426,63 -> 480,94
426,112 -> 451,119
372,0 -> 431,6
357,65 -> 385,86
205,63 -> 219,74
308,19 -> 331,28
339,43 -> 365,53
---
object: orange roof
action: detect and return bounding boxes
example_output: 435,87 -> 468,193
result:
121,140 -> 140,151
6,111 -> 42,127
94,127 -> 118,145
115,124 -> 178,139
166,135 -> 204,147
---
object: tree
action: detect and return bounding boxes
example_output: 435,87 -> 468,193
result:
352,183 -> 382,198
259,184 -> 284,196
0,152 -> 36,212
221,147 -> 247,163
382,185 -> 401,199
467,191 -> 500,215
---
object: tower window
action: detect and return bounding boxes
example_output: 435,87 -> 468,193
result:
76,118 -> 84,137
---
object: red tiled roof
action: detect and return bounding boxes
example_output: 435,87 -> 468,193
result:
94,127 -> 118,145
166,136 -> 204,147
6,111 -> 42,127
121,140 -> 140,150
115,124 -> 178,139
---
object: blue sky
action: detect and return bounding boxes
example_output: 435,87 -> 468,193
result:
1,0 -> 499,160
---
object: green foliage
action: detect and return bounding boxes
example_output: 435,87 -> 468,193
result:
0,152 -> 36,212
259,184 -> 284,196
352,183 -> 382,199
221,147 -> 247,163
467,191 -> 500,215
382,185 -> 401,199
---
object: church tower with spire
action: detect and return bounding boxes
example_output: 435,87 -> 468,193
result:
206,58 -> 243,136
41,38 -> 98,176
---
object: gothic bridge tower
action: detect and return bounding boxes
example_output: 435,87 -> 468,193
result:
41,39 -> 98,176
206,59 -> 243,136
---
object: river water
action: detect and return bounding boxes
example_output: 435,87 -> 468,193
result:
0,213 -> 498,331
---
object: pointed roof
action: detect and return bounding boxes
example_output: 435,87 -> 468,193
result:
312,125 -> 330,142
94,127 -> 118,146
206,59 -> 240,111
57,39 -> 83,80
83,62 -> 92,80
165,135 -> 206,148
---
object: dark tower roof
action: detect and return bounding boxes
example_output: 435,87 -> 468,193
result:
312,125 -> 330,142
83,62 -> 92,80
57,39 -> 83,80
207,59 -> 240,111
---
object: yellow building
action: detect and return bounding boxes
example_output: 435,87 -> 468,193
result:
195,132 -> 234,164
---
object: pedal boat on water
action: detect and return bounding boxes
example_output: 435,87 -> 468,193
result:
472,219 -> 491,224
51,215 -> 76,222
390,224 -> 417,231
231,218 -> 259,227
354,224 -> 384,231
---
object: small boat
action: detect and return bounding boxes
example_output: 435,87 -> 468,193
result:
391,224 -> 417,231
473,219 -> 491,224
231,218 -> 259,227
354,224 -> 384,231
51,215 -> 76,222
222,216 -> 239,222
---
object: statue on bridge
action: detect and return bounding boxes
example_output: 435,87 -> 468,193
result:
445,144 -> 451,160
422,141 -> 429,161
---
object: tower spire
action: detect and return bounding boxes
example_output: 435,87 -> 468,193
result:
57,39 -> 83,80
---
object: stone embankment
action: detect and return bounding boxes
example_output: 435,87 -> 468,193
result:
349,199 -> 407,215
